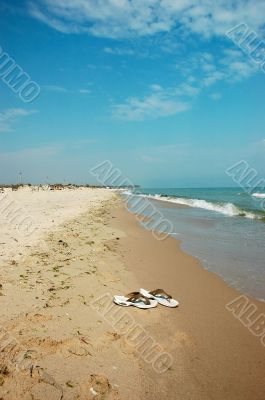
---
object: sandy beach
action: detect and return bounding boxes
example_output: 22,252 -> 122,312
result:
0,188 -> 264,400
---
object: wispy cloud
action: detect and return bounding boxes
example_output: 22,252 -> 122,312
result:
175,83 -> 201,97
43,85 -> 91,95
43,85 -> 70,93
78,89 -> 91,94
103,47 -> 135,56
177,49 -> 256,86
209,92 -> 222,101
27,0 -> 264,123
28,1 -> 265,39
112,75 -> 209,120
113,86 -> 191,121
112,41 -> 258,121
0,108 -> 37,133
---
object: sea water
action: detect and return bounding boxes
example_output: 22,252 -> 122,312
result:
124,188 -> 265,301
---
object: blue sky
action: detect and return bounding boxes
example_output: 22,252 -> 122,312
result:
0,0 -> 265,187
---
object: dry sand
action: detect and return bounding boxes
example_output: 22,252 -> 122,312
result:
0,187 -> 114,264
0,189 -> 264,399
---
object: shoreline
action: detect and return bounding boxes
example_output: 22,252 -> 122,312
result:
0,191 -> 264,399
117,196 -> 265,307
125,193 -> 265,301
111,199 -> 265,399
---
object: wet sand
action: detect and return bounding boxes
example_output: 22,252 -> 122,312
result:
111,201 -> 265,400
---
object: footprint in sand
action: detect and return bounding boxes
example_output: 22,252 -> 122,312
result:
78,374 -> 120,400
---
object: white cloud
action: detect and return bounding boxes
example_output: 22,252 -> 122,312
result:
202,71 -> 226,87
149,84 -> 163,92
220,48 -> 257,81
0,108 -> 37,133
111,56 -> 217,120
28,1 -> 265,122
43,85 -> 70,93
209,92 -> 222,100
175,83 -> 201,96
229,61 -> 256,78
103,47 -> 135,56
28,0 -> 265,39
178,46 -> 257,88
43,85 -> 91,95
112,40 -> 258,121
201,63 -> 216,72
112,86 -> 191,121
78,88 -> 91,94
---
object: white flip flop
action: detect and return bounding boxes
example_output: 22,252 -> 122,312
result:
140,288 -> 179,308
113,291 -> 158,309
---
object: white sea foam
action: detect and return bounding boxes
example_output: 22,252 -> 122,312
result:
252,193 -> 265,198
143,195 -> 258,219
121,191 -> 262,219
122,190 -> 132,196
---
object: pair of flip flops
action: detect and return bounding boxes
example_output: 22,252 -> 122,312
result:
114,288 -> 179,309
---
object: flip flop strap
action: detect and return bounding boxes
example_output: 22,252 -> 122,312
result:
150,289 -> 172,301
127,292 -> 151,305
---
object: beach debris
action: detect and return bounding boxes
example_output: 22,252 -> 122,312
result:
90,387 -> 98,396
59,299 -> 70,307
31,365 -> 64,400
61,285 -> 71,290
52,266 -> 63,273
78,294 -> 88,305
0,365 -> 9,376
83,374 -> 120,399
106,332 -> 121,341
68,344 -> 91,357
23,349 -> 37,360
79,337 -> 90,345
58,240 -> 68,247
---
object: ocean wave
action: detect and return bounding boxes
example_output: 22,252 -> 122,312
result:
141,194 -> 263,219
156,196 -> 257,218
121,191 -> 264,220
122,190 -> 133,196
252,193 -> 265,199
